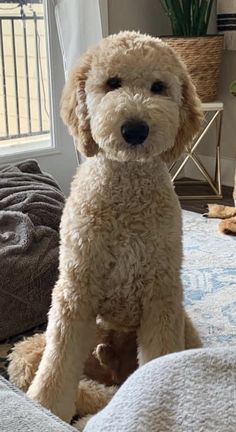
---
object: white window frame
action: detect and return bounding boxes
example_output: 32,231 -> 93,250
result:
0,0 -> 73,163
0,0 -> 109,194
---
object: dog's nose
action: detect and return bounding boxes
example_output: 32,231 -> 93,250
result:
121,120 -> 149,145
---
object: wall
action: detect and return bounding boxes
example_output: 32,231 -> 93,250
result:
187,51 -> 236,187
108,0 -> 170,36
108,0 -> 236,186
219,53 -> 236,161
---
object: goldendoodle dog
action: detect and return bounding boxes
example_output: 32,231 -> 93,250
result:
11,31 -> 203,423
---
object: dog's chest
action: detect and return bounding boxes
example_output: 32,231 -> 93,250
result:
97,213 -> 159,329
90,177 -> 181,328
68,158 -> 182,329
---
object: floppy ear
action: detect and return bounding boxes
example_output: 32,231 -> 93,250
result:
161,72 -> 203,163
60,51 -> 99,157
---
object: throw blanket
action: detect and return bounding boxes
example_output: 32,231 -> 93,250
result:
0,160 -> 65,340
84,347 -> 236,432
0,377 -> 75,432
217,0 -> 236,50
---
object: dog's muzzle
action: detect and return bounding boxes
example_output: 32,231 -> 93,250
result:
121,120 -> 149,145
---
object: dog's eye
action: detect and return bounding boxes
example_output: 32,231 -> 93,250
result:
106,77 -> 122,91
151,81 -> 167,95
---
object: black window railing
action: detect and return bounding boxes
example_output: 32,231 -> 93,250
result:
0,3 -> 50,142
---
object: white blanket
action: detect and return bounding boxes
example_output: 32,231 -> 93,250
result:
84,347 -> 236,432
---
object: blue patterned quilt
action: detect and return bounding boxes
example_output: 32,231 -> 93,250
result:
182,210 -> 236,347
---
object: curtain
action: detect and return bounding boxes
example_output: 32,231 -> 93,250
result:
54,0 -> 104,75
53,0 -> 105,162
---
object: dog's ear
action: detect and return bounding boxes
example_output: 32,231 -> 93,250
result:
60,51 -> 99,157
161,72 -> 203,163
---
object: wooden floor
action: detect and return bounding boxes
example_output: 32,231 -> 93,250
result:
175,179 -> 234,214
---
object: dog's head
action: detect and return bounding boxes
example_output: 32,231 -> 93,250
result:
61,31 -> 202,162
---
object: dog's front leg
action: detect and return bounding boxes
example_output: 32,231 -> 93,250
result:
27,279 -> 96,422
137,294 -> 185,366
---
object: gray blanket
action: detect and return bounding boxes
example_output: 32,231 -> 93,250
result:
0,160 -> 65,340
83,347 -> 236,432
0,376 -> 75,432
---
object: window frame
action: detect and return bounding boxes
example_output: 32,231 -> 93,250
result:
0,0 -> 109,166
0,0 -> 70,163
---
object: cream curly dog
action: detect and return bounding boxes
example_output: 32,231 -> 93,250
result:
17,31 -> 203,422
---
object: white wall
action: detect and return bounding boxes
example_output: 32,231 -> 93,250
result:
199,51 -> 236,163
218,52 -> 236,161
108,0 -> 170,36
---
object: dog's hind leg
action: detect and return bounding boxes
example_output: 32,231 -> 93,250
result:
27,279 -> 97,423
76,379 -> 117,417
74,414 -> 93,431
74,381 -> 117,432
8,333 -> 117,420
8,333 -> 45,392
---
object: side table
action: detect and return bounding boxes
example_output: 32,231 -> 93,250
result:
169,102 -> 224,200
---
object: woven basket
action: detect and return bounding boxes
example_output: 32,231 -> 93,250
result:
162,35 -> 224,102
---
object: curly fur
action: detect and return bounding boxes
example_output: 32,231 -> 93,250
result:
10,31 -> 203,423
8,330 -> 137,389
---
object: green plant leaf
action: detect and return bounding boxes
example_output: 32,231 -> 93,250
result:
230,81 -> 236,96
205,0 -> 214,32
197,0 -> 208,35
160,0 -> 214,36
192,0 -> 201,35
182,0 -> 191,36
163,0 -> 186,35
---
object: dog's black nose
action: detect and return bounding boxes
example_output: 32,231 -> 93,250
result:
121,120 -> 149,145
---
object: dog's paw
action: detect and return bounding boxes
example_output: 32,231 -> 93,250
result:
94,343 -> 110,361
73,415 -> 93,431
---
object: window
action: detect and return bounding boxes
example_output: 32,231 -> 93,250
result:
0,1 -> 107,193
0,0 -> 51,155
